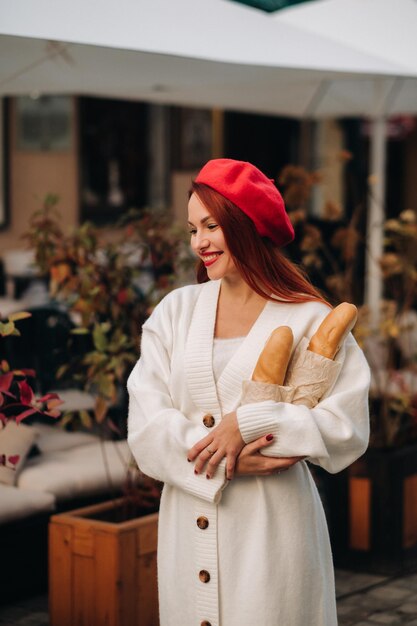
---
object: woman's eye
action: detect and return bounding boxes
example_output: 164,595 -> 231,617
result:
207,224 -> 218,230
188,229 -> 197,235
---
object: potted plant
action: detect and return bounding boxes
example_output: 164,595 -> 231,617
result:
0,312 -> 63,600
23,195 -> 192,626
0,310 -> 62,462
279,163 -> 417,574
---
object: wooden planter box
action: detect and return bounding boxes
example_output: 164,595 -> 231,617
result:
322,442 -> 417,575
49,499 -> 159,626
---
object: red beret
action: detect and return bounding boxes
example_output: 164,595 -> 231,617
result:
195,159 -> 294,247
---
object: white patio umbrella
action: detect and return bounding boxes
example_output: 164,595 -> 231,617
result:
276,0 -> 417,321
0,0 -> 412,108
1,0 -> 416,320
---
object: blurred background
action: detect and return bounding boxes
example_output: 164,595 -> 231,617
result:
1,1 -> 417,625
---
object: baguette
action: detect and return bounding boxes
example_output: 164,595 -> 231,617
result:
307,302 -> 358,360
252,326 -> 293,385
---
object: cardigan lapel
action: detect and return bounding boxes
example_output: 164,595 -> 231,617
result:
184,279 -> 222,418
185,279 -> 296,418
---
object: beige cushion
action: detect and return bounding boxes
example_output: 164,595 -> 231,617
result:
33,422 -> 99,453
0,421 -> 39,486
0,484 -> 55,524
18,440 -> 131,502
49,389 -> 96,412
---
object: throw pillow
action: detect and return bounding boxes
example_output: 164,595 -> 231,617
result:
0,421 -> 39,486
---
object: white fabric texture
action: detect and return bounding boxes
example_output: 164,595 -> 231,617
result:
212,336 -> 244,383
0,421 -> 39,486
0,484 -> 55,524
127,280 -> 370,626
18,440 -> 130,501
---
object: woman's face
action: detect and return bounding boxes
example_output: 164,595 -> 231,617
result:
188,193 -> 238,280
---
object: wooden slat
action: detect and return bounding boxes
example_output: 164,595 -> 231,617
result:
49,522 -> 73,626
349,477 -> 371,551
118,530 -> 137,626
403,474 -> 417,548
94,530 -> 119,626
73,554 -> 95,626
137,520 -> 158,556
73,525 -> 94,557
137,551 -> 159,626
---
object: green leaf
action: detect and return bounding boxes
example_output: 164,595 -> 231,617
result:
0,321 -> 15,336
59,413 -> 74,428
8,311 -> 32,322
71,327 -> 90,335
93,325 -> 109,352
79,410 -> 93,429
56,364 -> 69,379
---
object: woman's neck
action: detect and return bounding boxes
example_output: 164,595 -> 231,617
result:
214,275 -> 267,338
220,274 -> 264,306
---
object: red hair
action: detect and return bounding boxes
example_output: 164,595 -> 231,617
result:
191,182 -> 329,306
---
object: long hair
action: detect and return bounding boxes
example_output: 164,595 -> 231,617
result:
191,182 -> 329,306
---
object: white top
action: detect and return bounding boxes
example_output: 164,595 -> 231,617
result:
212,336 -> 244,383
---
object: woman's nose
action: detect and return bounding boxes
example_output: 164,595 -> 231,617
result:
192,232 -> 210,252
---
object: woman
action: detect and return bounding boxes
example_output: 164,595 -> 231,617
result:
127,159 -> 370,626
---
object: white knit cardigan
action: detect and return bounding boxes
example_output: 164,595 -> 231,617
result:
127,279 -> 370,626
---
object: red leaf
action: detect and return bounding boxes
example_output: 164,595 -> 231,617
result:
8,455 -> 20,466
107,418 -> 121,436
15,408 -> 38,424
13,369 -> 36,378
38,392 -> 61,403
18,380 -> 35,405
0,373 -> 13,392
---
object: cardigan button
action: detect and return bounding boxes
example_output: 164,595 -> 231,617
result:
196,516 -> 209,530
201,622 -> 212,626
199,570 -> 211,583
203,414 -> 215,428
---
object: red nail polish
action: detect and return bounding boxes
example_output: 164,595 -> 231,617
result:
194,469 -> 199,475
266,434 -> 274,441
206,474 -> 210,479
187,458 -> 191,462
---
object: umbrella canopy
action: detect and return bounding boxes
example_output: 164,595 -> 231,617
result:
0,0 -> 412,117
1,0 -> 416,318
277,0 -> 417,74
276,0 -> 417,320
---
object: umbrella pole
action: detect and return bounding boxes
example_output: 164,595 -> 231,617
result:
365,116 -> 386,327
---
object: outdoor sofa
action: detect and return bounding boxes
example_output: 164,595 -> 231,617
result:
0,416 -> 131,603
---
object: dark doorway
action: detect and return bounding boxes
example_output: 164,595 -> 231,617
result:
79,97 -> 149,225
224,111 -> 300,181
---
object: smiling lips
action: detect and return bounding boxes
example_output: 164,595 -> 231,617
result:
201,252 -> 223,267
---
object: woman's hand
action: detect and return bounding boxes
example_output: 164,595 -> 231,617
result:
235,434 -> 305,477
187,411 -> 245,480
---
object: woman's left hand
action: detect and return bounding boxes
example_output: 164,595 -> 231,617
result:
187,411 -> 245,480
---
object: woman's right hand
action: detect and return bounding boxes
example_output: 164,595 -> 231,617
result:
235,434 -> 305,477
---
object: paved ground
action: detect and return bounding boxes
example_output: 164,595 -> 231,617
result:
336,570 -> 417,626
0,569 -> 416,625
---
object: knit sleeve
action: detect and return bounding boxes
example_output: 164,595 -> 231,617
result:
127,298 -> 228,504
236,333 -> 370,474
